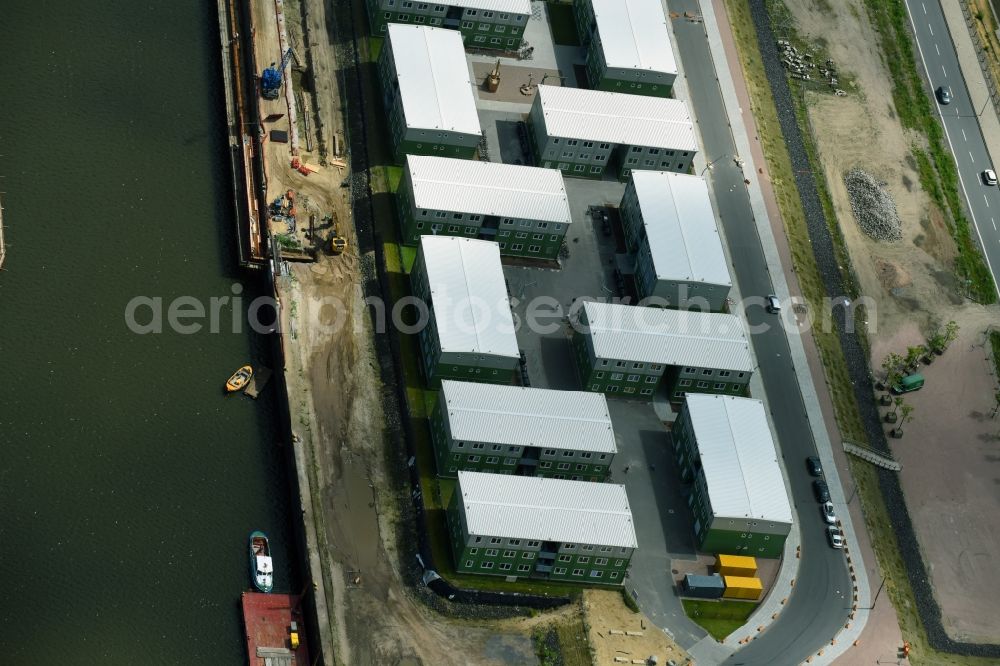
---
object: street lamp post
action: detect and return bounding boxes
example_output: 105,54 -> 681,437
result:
864,576 -> 886,610
700,154 -> 728,176
847,481 -> 859,505
956,97 -> 992,118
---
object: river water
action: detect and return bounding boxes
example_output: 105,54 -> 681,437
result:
0,2 -> 299,663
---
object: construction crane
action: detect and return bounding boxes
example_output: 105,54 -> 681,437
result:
260,48 -> 295,100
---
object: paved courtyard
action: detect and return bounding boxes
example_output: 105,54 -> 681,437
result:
502,173 -> 708,648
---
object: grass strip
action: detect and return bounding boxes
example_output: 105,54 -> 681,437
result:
991,330 -> 1000,377
681,599 -> 755,641
555,614 -> 594,666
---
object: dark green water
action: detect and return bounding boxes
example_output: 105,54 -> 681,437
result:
0,3 -> 299,663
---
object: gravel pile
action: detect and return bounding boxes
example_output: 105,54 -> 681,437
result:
844,168 -> 902,241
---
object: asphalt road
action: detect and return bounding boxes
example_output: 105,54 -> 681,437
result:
664,2 -> 853,663
906,0 -> 1000,296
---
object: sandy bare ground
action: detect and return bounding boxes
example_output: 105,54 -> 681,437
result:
783,0 -> 1000,644
584,590 -> 688,665
278,200 -> 548,664
883,320 -> 1000,644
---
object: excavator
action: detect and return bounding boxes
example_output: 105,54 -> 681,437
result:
326,214 -> 347,255
260,48 -> 295,100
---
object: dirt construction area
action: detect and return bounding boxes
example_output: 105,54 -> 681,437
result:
782,0 -> 1000,645
584,590 -> 688,665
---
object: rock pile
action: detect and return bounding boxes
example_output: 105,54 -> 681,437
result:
844,168 -> 902,241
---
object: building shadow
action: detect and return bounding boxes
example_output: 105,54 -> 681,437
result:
496,119 -> 533,165
537,335 -> 580,390
638,429 -> 698,558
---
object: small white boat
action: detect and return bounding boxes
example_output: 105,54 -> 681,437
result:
249,531 -> 273,593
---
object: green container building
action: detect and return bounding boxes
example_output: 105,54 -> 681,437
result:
447,471 -> 637,584
366,0 -> 530,51
573,0 -> 677,96
619,170 -> 732,311
397,155 -> 572,260
527,85 -> 697,181
430,380 -> 616,479
673,394 -> 793,558
572,301 -> 753,401
410,236 -> 520,386
378,24 -> 482,162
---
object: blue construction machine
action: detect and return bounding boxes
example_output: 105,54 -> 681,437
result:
260,49 -> 295,100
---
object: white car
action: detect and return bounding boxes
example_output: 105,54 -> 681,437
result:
983,169 -> 998,186
827,526 -> 845,549
821,501 -> 837,525
765,295 -> 781,314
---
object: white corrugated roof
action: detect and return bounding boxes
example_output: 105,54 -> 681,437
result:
407,155 -> 572,225
630,171 -> 731,286
387,25 -> 481,135
457,471 -> 638,547
592,0 -> 676,75
440,380 -> 616,452
448,0 -> 531,12
684,395 -> 792,524
535,85 -> 697,151
582,301 -> 753,372
420,236 -> 519,359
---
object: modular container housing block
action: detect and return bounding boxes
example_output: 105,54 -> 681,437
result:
410,236 -> 519,385
430,380 -> 616,479
674,394 -> 793,558
378,24 -> 482,161
366,0 -> 530,51
620,171 -> 732,310
447,471 -> 637,584
573,0 -> 677,96
527,85 -> 697,181
572,301 -> 753,400
396,155 -> 572,259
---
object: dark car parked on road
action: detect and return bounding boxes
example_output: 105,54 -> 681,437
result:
806,456 -> 822,477
813,479 -> 830,503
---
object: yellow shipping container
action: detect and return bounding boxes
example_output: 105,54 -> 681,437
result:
715,554 -> 758,577
722,575 -> 763,600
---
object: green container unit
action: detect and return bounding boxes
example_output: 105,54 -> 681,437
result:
365,0 -> 530,51
676,394 -> 793,559
396,155 -> 572,260
447,471 -> 637,584
892,373 -> 924,393
378,24 -> 482,162
430,380 -> 616,479
527,85 -> 697,181
574,0 -> 677,97
410,236 -> 520,387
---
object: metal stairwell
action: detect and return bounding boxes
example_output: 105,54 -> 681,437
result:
843,440 -> 902,471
